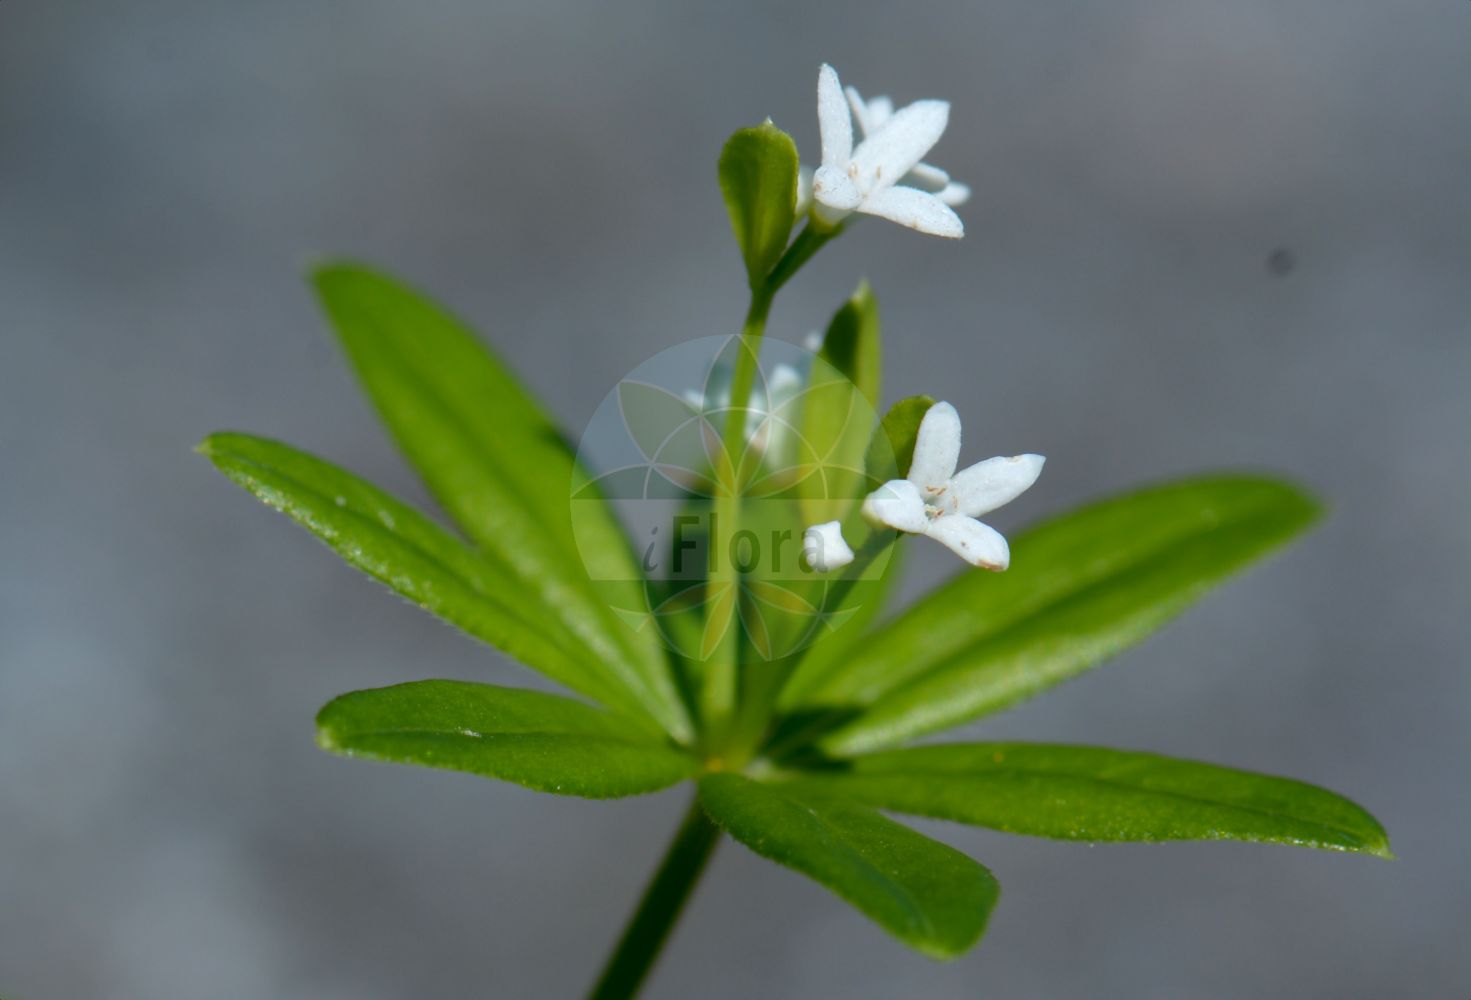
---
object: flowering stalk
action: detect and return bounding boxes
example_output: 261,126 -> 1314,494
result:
725,529 -> 897,762
587,797 -> 721,1000
700,223 -> 842,751
198,58 -> 1389,1000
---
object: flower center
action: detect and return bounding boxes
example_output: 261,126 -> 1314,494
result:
922,485 -> 953,520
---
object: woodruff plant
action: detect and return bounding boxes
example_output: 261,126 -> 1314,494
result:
200,64 -> 1390,998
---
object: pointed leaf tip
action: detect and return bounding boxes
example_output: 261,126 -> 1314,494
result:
198,433 -> 658,720
785,743 -> 1392,858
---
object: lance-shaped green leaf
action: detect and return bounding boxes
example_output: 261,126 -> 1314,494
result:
815,281 -> 882,407
804,476 -> 1322,755
864,393 -> 933,485
317,681 -> 698,798
718,122 -> 800,289
782,743 -> 1391,857
198,433 -> 664,725
312,264 -> 690,742
698,773 -> 999,958
797,282 -> 882,526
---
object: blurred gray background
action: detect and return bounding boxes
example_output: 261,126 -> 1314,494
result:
1,1 -> 1467,997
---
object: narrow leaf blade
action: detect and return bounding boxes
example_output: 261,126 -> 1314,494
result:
718,123 -> 800,289
815,280 -> 881,408
802,475 -> 1322,754
863,393 -> 934,485
784,743 -> 1391,857
199,432 -> 664,720
797,281 -> 882,526
698,773 -> 1000,958
317,681 -> 698,798
311,264 -> 690,741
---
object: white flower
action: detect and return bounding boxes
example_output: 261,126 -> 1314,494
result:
844,85 -> 970,208
805,64 -> 965,239
802,520 -> 855,572
861,401 -> 1043,570
795,165 -> 815,218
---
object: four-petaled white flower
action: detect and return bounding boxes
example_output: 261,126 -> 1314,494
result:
861,401 -> 1043,570
799,64 -> 966,239
843,83 -> 970,209
802,520 -> 855,572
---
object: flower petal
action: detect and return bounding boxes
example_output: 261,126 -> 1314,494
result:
951,454 -> 1045,517
906,401 -> 962,489
812,164 -> 862,213
817,64 -> 853,169
859,185 -> 964,239
849,100 -> 949,194
802,520 -> 855,572
846,89 -> 898,139
866,95 -> 894,129
904,165 -> 971,206
936,180 -> 971,207
905,161 -> 951,192
925,515 -> 1010,570
795,165 -> 814,216
845,86 -> 876,137
862,478 -> 928,533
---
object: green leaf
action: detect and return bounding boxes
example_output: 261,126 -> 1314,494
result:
317,681 -> 698,798
782,743 -> 1391,857
198,433 -> 664,725
863,393 -> 934,484
698,773 -> 1000,958
617,380 -> 701,465
797,282 -> 882,526
795,475 -> 1323,755
747,393 -> 922,706
774,395 -> 931,711
815,280 -> 882,407
311,264 -> 691,742
718,122 -> 800,290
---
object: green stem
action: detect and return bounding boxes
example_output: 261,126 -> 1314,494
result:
698,290 -> 772,741
768,221 -> 842,294
587,796 -> 721,1000
699,220 -> 840,751
719,290 -> 776,449
725,530 -> 898,761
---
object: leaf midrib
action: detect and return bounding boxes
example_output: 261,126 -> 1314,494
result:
336,726 -> 686,754
783,794 -> 936,939
224,448 -> 588,664
361,322 -> 671,714
361,314 -> 575,562
823,765 -> 1376,848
